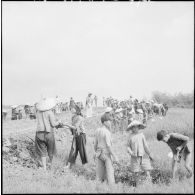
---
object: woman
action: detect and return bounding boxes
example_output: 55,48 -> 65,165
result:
86,93 -> 93,117
94,114 -> 118,186
64,105 -> 88,169
35,97 -> 63,170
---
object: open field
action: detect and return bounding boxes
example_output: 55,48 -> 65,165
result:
2,108 -> 194,193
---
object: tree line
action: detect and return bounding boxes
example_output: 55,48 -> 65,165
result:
152,90 -> 194,108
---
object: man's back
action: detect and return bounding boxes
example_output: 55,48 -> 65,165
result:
95,126 -> 111,154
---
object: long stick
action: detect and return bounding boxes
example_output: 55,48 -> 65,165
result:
26,136 -> 35,143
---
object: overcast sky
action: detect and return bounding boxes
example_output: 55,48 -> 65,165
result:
2,2 -> 194,105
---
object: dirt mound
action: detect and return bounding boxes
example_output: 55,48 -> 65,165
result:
3,136 -> 38,169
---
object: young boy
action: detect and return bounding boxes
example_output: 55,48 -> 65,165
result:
157,130 -> 193,179
126,120 -> 154,185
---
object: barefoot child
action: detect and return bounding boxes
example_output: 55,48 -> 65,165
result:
157,130 -> 193,179
126,120 -> 154,185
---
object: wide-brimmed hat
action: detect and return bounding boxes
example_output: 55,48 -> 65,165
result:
115,108 -> 123,113
36,98 -> 57,111
137,109 -> 143,114
105,107 -> 112,113
127,120 -> 146,131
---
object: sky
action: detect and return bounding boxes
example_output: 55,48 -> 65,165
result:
2,1 -> 194,105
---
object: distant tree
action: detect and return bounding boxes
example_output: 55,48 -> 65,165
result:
151,90 -> 194,108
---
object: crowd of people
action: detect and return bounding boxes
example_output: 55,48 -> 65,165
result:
3,94 -> 99,121
3,94 -> 192,187
101,95 -> 169,134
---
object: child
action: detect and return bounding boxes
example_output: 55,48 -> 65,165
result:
157,130 -> 193,179
94,114 -> 118,186
126,120 -> 154,185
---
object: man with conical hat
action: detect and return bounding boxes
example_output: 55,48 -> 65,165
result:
35,97 -> 64,170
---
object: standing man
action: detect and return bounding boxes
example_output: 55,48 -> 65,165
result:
86,93 -> 93,118
11,105 -> 18,120
55,96 -> 60,114
69,97 -> 75,112
24,104 -> 30,119
94,95 -> 98,107
35,98 -> 63,170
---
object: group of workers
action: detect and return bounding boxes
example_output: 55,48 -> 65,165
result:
102,96 -> 169,134
4,94 -> 99,121
32,95 -> 192,188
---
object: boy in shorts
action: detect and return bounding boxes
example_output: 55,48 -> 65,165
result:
157,130 -> 193,179
126,120 -> 154,185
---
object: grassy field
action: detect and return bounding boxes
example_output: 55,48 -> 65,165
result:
3,108 -> 194,193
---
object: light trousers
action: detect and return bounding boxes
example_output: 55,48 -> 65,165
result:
96,154 -> 115,185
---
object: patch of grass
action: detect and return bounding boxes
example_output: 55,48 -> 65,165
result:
3,108 -> 194,193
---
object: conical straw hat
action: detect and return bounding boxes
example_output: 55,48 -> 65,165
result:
127,120 -> 145,131
36,98 -> 56,111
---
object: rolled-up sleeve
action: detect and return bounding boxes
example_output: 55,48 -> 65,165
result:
171,133 -> 189,141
